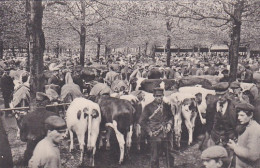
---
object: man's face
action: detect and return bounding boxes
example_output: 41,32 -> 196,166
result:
154,94 -> 163,104
233,88 -> 242,96
203,159 -> 221,168
218,93 -> 227,105
49,129 -> 66,144
237,111 -> 252,124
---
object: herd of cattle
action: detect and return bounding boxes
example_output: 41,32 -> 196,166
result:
5,62 -> 260,167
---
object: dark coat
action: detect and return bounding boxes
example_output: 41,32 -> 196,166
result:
1,75 -> 14,95
139,101 -> 173,138
0,117 -> 13,168
210,99 -> 237,145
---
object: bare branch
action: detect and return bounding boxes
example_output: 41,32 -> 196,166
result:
68,22 -> 80,35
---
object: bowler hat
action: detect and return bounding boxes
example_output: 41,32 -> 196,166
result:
201,145 -> 228,160
236,103 -> 255,113
44,116 -> 66,131
153,87 -> 164,96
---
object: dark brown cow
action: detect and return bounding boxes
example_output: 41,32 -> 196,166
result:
87,95 -> 135,164
138,79 -> 178,93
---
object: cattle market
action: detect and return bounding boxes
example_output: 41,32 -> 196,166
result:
1,1 -> 260,168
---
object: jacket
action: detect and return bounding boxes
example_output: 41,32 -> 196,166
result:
234,120 -> 260,168
139,101 -> 173,138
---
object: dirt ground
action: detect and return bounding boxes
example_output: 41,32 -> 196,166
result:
1,96 -> 204,168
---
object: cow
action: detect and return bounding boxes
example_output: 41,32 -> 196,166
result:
135,79 -> 178,93
87,95 -> 134,164
104,71 -> 121,86
178,86 -> 216,125
66,98 -> 101,166
9,84 -> 30,139
167,92 -> 198,146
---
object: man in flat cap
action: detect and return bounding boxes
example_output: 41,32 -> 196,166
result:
201,145 -> 229,168
139,88 -> 175,168
29,116 -> 66,168
227,102 -> 260,168
20,92 -> 58,166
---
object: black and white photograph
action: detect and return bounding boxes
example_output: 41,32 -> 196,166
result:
0,0 -> 260,167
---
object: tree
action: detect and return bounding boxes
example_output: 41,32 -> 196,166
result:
27,0 -> 45,110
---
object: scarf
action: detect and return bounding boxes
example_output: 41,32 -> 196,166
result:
236,122 -> 250,135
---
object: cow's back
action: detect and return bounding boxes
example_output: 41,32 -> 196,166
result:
99,97 -> 134,133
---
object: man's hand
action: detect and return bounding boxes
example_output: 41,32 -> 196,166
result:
227,139 -> 237,150
165,124 -> 171,134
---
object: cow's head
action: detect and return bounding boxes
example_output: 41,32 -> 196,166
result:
181,98 -> 197,113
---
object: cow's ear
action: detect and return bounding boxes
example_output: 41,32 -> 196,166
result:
77,110 -> 81,120
91,109 -> 99,119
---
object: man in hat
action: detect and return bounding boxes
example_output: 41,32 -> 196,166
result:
28,116 -> 66,168
205,82 -> 237,163
201,145 -> 229,168
139,88 -> 175,168
227,103 -> 260,168
20,92 -> 58,166
1,68 -> 14,116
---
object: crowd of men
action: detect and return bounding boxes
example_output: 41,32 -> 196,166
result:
0,51 -> 260,168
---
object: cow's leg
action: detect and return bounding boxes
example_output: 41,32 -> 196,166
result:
135,124 -> 141,151
126,124 -> 133,157
105,126 -> 112,150
16,126 -> 20,139
90,146 -> 96,167
77,132 -> 85,164
69,129 -> 74,152
184,120 -> 193,145
106,121 -> 125,164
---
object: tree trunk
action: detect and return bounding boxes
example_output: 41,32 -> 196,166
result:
105,45 -> 111,58
229,1 -> 243,82
80,0 -> 86,66
144,41 -> 148,56
26,0 -> 30,71
12,46 -> 16,57
96,36 -> 101,61
28,0 -> 45,111
151,44 -> 156,62
166,20 -> 171,67
0,40 -> 3,59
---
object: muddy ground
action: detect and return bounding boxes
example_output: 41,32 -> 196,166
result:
1,97 -> 204,168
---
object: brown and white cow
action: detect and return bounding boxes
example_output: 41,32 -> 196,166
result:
66,98 -> 101,166
88,95 -> 135,164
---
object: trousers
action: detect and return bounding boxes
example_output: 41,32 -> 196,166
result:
150,133 -> 175,168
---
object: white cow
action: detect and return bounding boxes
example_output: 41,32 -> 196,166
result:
66,98 -> 101,166
167,92 -> 198,146
179,86 -> 216,124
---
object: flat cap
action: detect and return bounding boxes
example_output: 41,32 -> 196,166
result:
230,81 -> 240,89
153,87 -> 164,96
44,116 -> 66,131
212,82 -> 229,94
201,146 -> 228,160
236,102 -> 255,112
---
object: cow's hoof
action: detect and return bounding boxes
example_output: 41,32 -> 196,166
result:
118,160 -> 123,165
